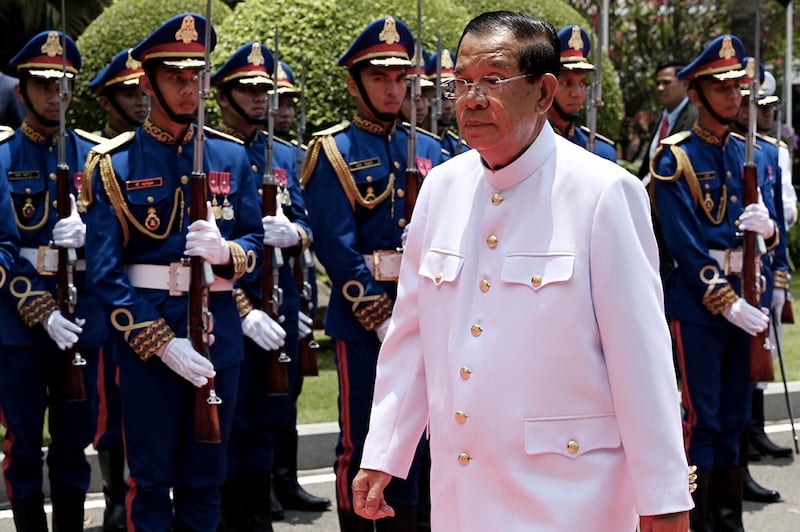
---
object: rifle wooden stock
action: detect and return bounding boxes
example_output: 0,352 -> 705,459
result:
56,165 -> 86,401
405,168 -> 419,222
782,291 -> 795,324
742,164 -> 774,382
293,253 -> 318,377
190,173 -> 222,443
261,181 -> 290,395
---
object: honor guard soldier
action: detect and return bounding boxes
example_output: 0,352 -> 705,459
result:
88,47 -> 149,139
426,48 -> 464,157
0,30 -> 106,531
650,35 -> 777,530
274,60 -> 299,141
0,128 -> 20,288
301,17 -> 443,531
547,25 -> 616,162
87,46 -> 148,531
81,14 -> 263,531
210,42 -> 327,529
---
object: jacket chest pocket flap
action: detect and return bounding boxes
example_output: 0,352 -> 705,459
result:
523,414 -> 621,459
419,249 -> 464,285
501,253 -> 574,291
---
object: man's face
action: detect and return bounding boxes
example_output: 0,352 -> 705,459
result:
554,69 -> 587,115
655,66 -> 687,112
401,84 -> 428,126
141,66 -> 200,119
229,83 -> 268,119
691,78 -> 742,125
756,103 -> 774,131
19,76 -> 70,125
454,28 -> 555,169
347,66 -> 407,120
107,84 -> 149,124
440,97 -> 455,125
276,94 -> 295,133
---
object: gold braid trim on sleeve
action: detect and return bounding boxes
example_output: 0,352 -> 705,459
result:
129,317 -> 175,361
354,292 -> 393,331
19,292 -> 59,328
774,269 -> 789,289
227,241 -> 248,281
233,288 -> 255,318
703,283 -> 740,315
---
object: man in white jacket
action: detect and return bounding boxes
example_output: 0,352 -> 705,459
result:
352,11 -> 694,531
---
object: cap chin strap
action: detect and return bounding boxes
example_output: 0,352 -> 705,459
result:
694,81 -> 735,126
144,62 -> 196,125
105,88 -> 145,129
351,67 -> 398,124
551,99 -> 580,127
19,75 -> 59,129
222,84 -> 267,126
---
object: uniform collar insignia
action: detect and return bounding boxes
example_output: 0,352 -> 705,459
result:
353,114 -> 393,135
21,121 -> 49,144
144,117 -> 194,145
693,122 -> 723,146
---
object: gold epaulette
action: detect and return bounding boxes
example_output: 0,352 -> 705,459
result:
75,128 -> 105,145
312,121 -> 349,137
204,125 -> 244,144
299,137 -> 322,186
648,131 -> 702,218
290,138 -> 308,150
79,131 -> 136,212
401,122 -> 441,141
579,126 -> 615,146
728,131 -> 762,150
0,125 -> 14,143
757,133 -> 779,147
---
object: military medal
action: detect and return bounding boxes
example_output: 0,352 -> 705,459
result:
219,171 -> 234,220
274,167 -> 291,206
21,198 -> 36,219
208,171 -> 223,219
145,206 -> 161,231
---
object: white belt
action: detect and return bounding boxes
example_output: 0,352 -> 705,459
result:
125,263 -> 233,295
20,246 -> 86,274
363,250 -> 403,282
709,249 -> 743,275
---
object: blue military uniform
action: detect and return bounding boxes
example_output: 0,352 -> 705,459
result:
81,14 -> 263,532
0,31 -> 105,529
552,25 -> 617,162
649,35 -> 777,529
88,47 -> 146,139
0,127 -> 20,285
301,17 -> 443,530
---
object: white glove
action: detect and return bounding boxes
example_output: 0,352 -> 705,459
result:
185,204 -> 231,265
241,309 -> 286,351
722,298 -> 769,336
262,205 -> 300,248
156,337 -> 216,387
298,311 -> 313,338
44,310 -> 85,350
52,194 -> 86,249
738,202 -> 775,239
401,225 -> 410,248
375,319 -> 391,342
771,287 -> 786,315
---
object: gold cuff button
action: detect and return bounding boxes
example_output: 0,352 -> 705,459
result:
470,324 -> 483,337
457,452 -> 470,466
486,235 -> 498,248
567,439 -> 580,454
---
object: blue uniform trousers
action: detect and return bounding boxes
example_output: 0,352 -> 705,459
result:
333,338 -> 422,512
0,344 -> 98,501
119,352 -> 238,532
672,319 -> 752,475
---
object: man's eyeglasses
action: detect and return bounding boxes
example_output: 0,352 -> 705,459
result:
441,73 -> 531,100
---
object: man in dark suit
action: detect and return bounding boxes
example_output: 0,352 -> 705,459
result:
0,72 -> 25,128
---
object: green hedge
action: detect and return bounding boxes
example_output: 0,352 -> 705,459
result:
71,0 -> 232,131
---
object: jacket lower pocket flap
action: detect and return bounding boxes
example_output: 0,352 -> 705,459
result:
523,414 -> 621,459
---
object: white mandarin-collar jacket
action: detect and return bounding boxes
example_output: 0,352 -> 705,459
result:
361,122 -> 693,531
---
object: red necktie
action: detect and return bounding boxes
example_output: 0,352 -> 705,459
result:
658,115 -> 670,141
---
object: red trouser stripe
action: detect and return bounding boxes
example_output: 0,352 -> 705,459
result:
334,339 -> 353,512
670,319 -> 695,458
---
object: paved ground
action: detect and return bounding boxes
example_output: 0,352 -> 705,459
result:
0,423 -> 798,531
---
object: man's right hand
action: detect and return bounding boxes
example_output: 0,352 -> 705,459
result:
352,468 -> 394,520
156,338 -> 216,387
44,310 -> 84,350
722,298 -> 769,336
241,309 -> 286,351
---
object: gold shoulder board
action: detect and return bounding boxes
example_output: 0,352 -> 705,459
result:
203,125 -> 244,144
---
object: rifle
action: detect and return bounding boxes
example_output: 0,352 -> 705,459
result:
586,30 -> 603,154
263,28 -> 290,395
742,55 -> 774,382
294,249 -> 319,376
404,0 -> 422,223
295,57 -> 306,173
429,35 -> 443,138
56,0 -> 87,401
191,0 -> 222,443
771,310 -> 799,454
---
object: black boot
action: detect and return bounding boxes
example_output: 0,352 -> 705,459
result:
740,427 -> 781,503
689,473 -> 712,532
375,505 -> 417,532
243,468 -> 273,532
750,388 -> 793,458
337,508 -> 374,532
50,486 -> 86,532
10,494 -> 48,532
98,445 -> 127,531
712,468 -> 744,532
270,482 -> 284,522
219,470 -> 245,532
272,427 -> 331,512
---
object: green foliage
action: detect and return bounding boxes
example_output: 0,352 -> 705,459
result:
214,0 -> 621,139
71,0 -> 232,131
